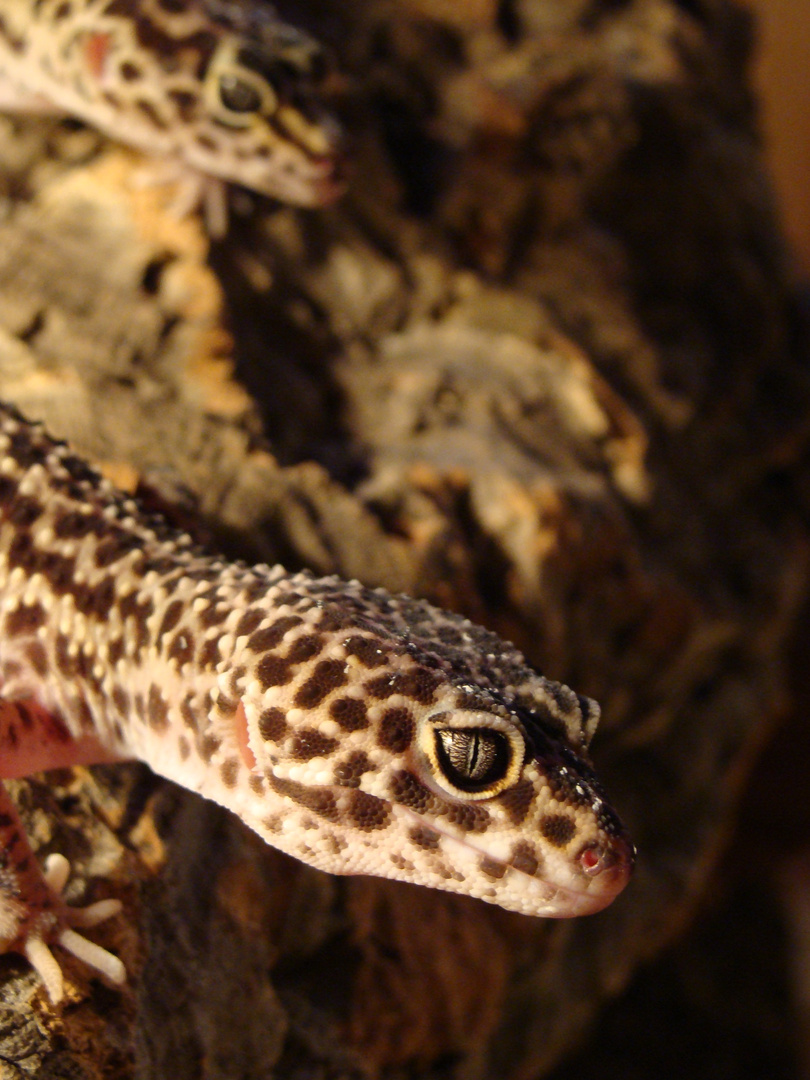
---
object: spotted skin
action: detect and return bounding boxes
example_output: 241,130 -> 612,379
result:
0,403 -> 633,1001
0,0 -> 343,213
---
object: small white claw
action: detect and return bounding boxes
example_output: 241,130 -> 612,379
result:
57,929 -> 126,988
24,937 -> 65,1005
43,853 -> 71,894
68,898 -> 123,928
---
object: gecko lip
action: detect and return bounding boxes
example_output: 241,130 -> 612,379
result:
399,807 -> 634,917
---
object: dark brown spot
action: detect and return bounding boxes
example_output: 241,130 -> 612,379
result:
5,602 -> 46,636
214,693 -> 237,717
94,532 -> 142,568
136,97 -> 168,129
333,750 -> 372,788
290,728 -> 338,761
195,132 -> 218,152
293,659 -> 347,709
510,841 -> 541,877
256,654 -> 292,689
348,790 -> 391,831
53,508 -> 98,539
342,635 -> 389,668
54,634 -> 78,677
200,603 -> 229,629
228,666 -> 246,699
198,636 -> 222,670
25,641 -> 48,676
389,770 -> 435,814
199,734 -> 221,763
249,774 -> 265,794
315,609 -> 356,633
409,824 -> 441,850
119,592 -> 154,651
540,815 -> 577,848
75,698 -> 94,732
76,577 -> 116,619
479,856 -> 507,880
235,608 -> 264,638
180,694 -> 197,730
329,696 -> 368,731
258,707 -> 287,742
168,629 -> 195,666
364,669 -> 441,704
112,685 -> 130,716
248,615 -> 302,653
325,832 -> 347,855
59,452 -> 97,483
220,759 -> 239,788
454,689 -> 487,712
0,475 -> 19,505
286,633 -> 324,664
268,775 -> 339,821
7,495 -> 42,528
6,531 -> 37,574
107,636 -> 125,666
377,707 -> 414,753
7,430 -> 46,468
43,553 -> 79,595
147,685 -> 169,732
498,778 -> 535,826
444,802 -> 490,833
158,599 -> 184,639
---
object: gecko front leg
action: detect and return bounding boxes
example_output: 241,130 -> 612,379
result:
0,701 -> 125,1003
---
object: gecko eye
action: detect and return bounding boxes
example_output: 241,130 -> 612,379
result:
205,39 -> 278,127
218,74 -> 263,115
433,728 -> 511,793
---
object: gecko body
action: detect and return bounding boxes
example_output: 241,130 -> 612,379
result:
0,404 -> 633,1001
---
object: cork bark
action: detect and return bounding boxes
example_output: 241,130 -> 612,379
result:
0,1 -> 807,1077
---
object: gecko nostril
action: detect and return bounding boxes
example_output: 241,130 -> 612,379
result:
579,836 -> 636,883
580,844 -> 603,874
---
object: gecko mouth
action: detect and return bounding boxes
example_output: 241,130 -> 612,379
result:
398,806 -> 634,917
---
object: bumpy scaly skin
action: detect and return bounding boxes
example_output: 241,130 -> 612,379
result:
0,0 -> 342,208
0,403 -> 634,1000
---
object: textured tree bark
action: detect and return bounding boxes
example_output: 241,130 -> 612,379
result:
0,1 -> 806,1077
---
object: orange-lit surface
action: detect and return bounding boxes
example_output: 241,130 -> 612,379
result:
747,0 -> 810,275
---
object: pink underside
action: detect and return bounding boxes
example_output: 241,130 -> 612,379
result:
0,698 -> 122,779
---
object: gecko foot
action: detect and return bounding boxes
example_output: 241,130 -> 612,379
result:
16,854 -> 125,1005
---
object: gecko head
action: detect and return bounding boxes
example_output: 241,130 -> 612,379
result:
229,576 -> 634,918
195,23 -> 344,205
383,695 -> 635,917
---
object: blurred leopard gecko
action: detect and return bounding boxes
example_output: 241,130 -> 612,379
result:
0,0 -> 344,230
0,403 -> 634,1002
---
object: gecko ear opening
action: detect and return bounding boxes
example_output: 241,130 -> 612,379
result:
234,700 -> 257,770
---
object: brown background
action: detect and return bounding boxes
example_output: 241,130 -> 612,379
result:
749,0 -> 810,273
